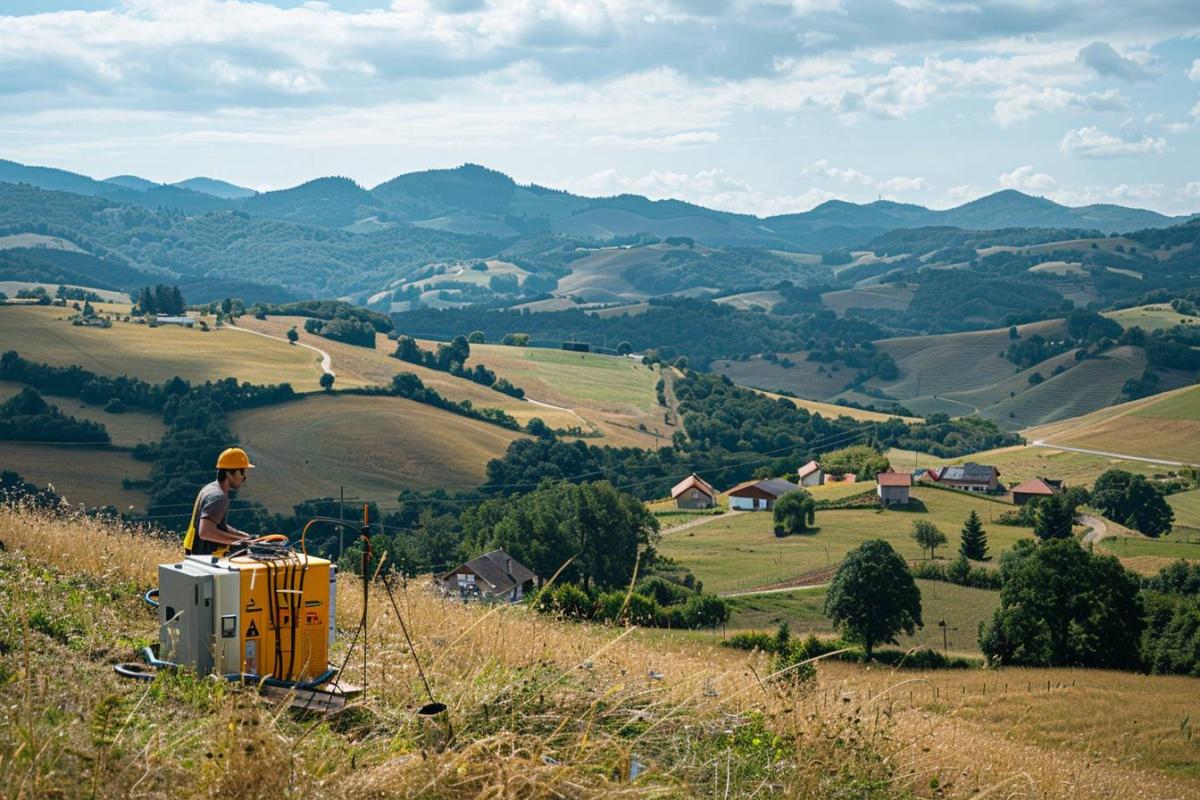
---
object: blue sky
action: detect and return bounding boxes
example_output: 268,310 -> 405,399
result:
1,1 -> 1197,216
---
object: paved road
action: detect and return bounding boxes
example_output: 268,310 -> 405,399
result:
1079,514 -> 1109,546
227,325 -> 334,376
1030,439 -> 1191,467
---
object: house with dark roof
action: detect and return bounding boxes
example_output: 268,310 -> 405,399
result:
727,478 -> 801,511
924,463 -> 1001,493
1011,477 -> 1063,505
437,549 -> 536,602
797,460 -> 824,487
876,470 -> 912,505
671,473 -> 717,509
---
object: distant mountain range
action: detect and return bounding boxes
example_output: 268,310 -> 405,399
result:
0,158 -> 1190,252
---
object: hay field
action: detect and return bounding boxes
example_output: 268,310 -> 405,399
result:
1028,260 -> 1085,276
713,290 -> 785,311
0,305 -> 322,386
1039,384 -> 1200,464
1105,304 -> 1197,332
0,379 -> 165,447
658,488 -> 1031,593
0,441 -> 148,508
3,506 -> 1199,798
754,387 -> 921,422
820,283 -> 914,316
1168,488 -> 1200,529
713,353 -> 848,400
228,394 -> 525,510
726,579 -> 999,654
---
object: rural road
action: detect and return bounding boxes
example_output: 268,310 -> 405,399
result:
1030,439 -> 1191,467
722,582 -> 828,598
226,325 -> 334,377
660,510 -> 742,535
1079,514 -> 1109,546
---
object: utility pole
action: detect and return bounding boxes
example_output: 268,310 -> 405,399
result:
338,485 -> 345,559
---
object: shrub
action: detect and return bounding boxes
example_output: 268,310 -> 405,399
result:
722,632 -> 775,652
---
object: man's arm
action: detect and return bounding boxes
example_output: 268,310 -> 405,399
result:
198,516 -> 252,546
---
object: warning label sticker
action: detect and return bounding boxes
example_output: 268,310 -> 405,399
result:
245,619 -> 260,638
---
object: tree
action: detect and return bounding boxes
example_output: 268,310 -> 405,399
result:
819,444 -> 889,481
979,539 -> 1143,669
1091,469 -> 1174,537
959,510 -> 989,560
501,333 -> 530,347
773,489 -> 816,535
319,372 -> 335,392
824,540 -> 922,660
1008,325 -> 1019,340
674,356 -> 689,371
617,341 -> 633,356
1032,492 -> 1077,540
287,326 -> 299,344
468,330 -> 486,344
911,520 -> 947,559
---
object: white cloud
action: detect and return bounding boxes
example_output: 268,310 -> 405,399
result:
574,168 -> 841,216
587,131 -> 720,150
999,165 -> 1057,192
1189,59 -> 1200,82
992,86 -> 1129,126
937,184 -> 983,208
804,159 -> 873,184
1059,126 -> 1167,158
877,175 -> 927,194
1076,41 -> 1150,82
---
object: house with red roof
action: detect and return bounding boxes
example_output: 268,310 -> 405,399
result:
876,470 -> 912,506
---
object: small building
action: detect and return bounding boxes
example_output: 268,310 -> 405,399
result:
797,460 -> 824,487
727,478 -> 801,511
437,549 -> 536,603
671,473 -> 717,509
876,470 -> 912,506
155,315 -> 195,328
1011,477 -> 1062,506
924,463 -> 1001,493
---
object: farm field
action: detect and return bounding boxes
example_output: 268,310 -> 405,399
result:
0,305 -> 324,387
712,352 -> 850,400
887,444 -> 1163,489
0,379 -> 165,447
712,289 -> 784,311
1098,534 -> 1200,563
657,488 -> 1031,593
754,388 -> 920,422
1041,384 -> 1200,464
1105,303 -> 1198,332
820,283 -> 914,316
227,393 -> 525,511
0,441 -> 148,509
725,579 -> 999,654
1168,488 -> 1200,530
0,280 -> 128,303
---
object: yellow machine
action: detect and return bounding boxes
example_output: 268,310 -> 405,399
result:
158,546 -> 336,683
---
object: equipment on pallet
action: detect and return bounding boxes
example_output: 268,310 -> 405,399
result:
118,515 -> 373,713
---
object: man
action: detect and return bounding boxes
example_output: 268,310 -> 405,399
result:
182,447 -> 255,556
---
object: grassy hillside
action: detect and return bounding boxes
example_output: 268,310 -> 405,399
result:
820,284 -> 914,316
0,442 -> 148,509
1034,384 -> 1200,464
726,579 -> 1000,655
658,487 -> 1032,594
1105,304 -> 1198,331
0,305 -> 325,388
3,506 -> 1196,797
886,443 -> 1164,489
754,388 -> 921,423
0,379 -> 165,447
228,394 -> 525,510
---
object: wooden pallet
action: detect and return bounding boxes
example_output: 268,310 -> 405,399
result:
260,684 -> 352,715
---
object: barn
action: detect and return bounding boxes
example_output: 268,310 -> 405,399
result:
726,478 -> 801,511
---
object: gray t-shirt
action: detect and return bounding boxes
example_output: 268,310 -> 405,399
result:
197,480 -> 229,529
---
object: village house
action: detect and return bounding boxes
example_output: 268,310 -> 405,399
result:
797,460 -> 824,487
923,463 -> 1001,493
876,470 -> 912,505
726,478 -> 801,511
1010,477 -> 1063,505
670,473 -> 717,509
437,549 -> 536,603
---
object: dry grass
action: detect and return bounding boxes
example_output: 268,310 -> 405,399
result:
1,505 -> 1198,798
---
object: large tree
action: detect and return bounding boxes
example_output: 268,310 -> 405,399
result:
979,539 -> 1143,669
773,489 -> 816,535
959,510 -> 989,560
1091,469 -> 1174,537
823,539 -> 922,659
1033,492 -> 1077,540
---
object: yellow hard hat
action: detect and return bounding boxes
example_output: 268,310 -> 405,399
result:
216,447 -> 255,470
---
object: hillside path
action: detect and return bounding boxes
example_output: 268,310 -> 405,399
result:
1030,439 -> 1190,467
1079,514 -> 1109,546
722,582 -> 828,598
226,324 -> 334,377
660,510 -> 742,536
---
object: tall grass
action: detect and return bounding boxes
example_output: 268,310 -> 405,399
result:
0,502 -> 1196,798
